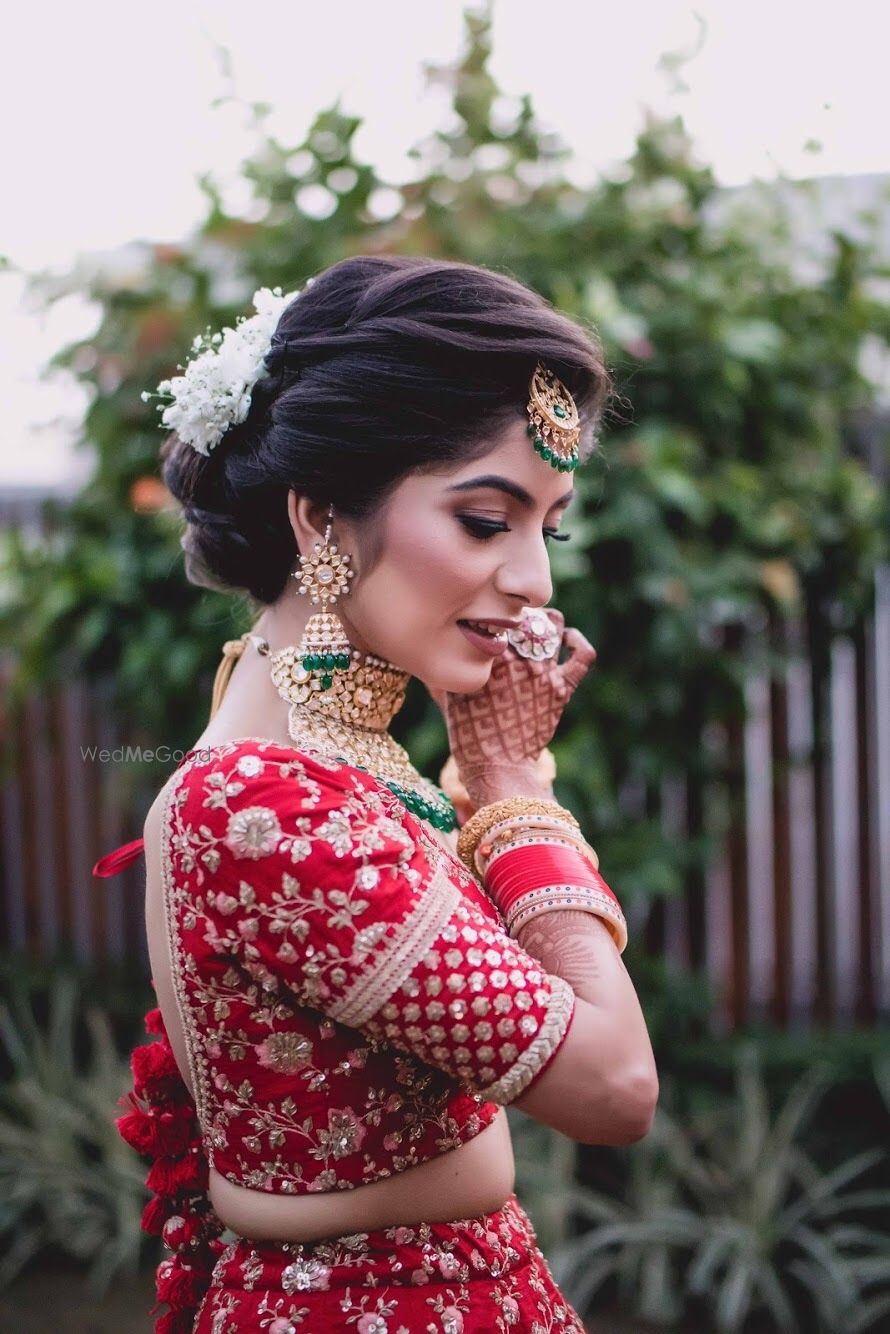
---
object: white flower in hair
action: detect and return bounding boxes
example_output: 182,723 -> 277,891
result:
141,284 -> 301,456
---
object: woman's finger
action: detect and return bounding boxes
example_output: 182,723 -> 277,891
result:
557,626 -> 597,693
541,606 -> 565,632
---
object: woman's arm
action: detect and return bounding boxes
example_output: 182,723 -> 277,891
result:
464,770 -> 657,1146
435,618 -> 656,1143
510,911 -> 658,1145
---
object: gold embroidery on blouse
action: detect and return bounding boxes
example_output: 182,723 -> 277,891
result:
328,860 -> 461,1028
155,740 -> 531,1191
478,975 -> 575,1105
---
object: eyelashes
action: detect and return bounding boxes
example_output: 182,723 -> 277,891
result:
457,516 -> 571,543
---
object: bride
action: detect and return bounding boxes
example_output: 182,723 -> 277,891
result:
101,254 -> 658,1332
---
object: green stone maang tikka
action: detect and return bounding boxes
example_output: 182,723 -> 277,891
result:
526,362 -> 581,472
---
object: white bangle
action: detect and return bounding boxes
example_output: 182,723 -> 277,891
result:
507,888 -> 628,953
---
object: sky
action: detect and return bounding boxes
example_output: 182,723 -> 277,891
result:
2,0 -> 888,488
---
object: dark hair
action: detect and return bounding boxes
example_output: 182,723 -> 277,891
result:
161,255 -> 612,604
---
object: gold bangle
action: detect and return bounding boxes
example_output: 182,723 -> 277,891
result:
456,796 -> 580,873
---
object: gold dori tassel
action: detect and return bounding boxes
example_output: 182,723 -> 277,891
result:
209,628 -> 270,720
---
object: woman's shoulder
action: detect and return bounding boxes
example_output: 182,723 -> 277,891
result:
163,735 -> 418,855
144,736 -> 382,844
155,734 -> 432,906
175,735 -> 375,796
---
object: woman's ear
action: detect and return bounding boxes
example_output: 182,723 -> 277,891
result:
286,490 -> 331,555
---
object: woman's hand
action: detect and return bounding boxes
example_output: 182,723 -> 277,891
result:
428,608 -> 596,806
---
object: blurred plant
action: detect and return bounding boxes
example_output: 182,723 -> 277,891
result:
550,1046 -> 890,1332
0,973 -> 148,1294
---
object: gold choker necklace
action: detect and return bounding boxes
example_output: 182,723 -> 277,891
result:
252,636 -> 456,832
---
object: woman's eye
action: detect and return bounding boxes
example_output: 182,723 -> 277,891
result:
458,516 -> 510,540
458,516 -> 571,543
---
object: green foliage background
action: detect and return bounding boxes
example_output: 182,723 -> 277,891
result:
2,5 -> 888,1002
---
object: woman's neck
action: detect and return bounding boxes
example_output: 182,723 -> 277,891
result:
250,601 -> 310,655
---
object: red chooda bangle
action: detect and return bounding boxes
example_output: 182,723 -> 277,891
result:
485,846 -> 620,917
483,844 -> 628,952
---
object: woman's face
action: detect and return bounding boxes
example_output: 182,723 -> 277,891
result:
335,418 -> 577,694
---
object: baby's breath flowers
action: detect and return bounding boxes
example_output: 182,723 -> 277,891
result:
141,285 -> 300,456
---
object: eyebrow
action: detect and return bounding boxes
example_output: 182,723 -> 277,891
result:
446,474 -> 575,510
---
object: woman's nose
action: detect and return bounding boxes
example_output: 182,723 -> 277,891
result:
495,538 -> 553,609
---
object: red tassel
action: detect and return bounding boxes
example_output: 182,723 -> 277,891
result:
144,1007 -> 165,1035
92,837 -> 145,878
155,1256 -> 207,1308
146,1149 -> 208,1197
162,1210 -> 204,1250
154,1104 -> 198,1156
117,1006 -> 224,1332
132,1039 -> 180,1087
116,1107 -> 157,1155
141,1194 -> 176,1236
130,1043 -> 191,1105
116,1102 -> 195,1157
155,1310 -> 197,1334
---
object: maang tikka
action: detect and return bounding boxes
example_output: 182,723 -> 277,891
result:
526,362 -> 581,472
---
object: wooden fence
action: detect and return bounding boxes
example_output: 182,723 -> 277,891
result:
1,493 -> 887,1030
0,678 -> 149,973
0,486 -> 152,976
643,576 -> 889,1032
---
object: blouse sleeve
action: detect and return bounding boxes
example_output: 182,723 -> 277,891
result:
173,743 -> 576,1106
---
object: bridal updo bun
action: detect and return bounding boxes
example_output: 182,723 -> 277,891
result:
161,254 -> 612,605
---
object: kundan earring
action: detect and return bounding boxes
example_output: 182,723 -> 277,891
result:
271,508 -> 454,829
290,504 -> 355,693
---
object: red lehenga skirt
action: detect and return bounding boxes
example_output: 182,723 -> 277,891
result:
193,1191 -> 585,1333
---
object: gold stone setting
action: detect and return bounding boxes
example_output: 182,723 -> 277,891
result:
525,362 -> 581,472
270,644 -> 455,831
270,642 -> 408,728
281,508 -> 456,831
295,541 -> 353,606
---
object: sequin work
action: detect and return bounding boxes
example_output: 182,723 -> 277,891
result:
162,739 -> 576,1197
194,1191 -> 586,1332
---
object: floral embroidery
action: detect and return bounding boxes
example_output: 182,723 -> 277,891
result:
256,1032 -> 313,1074
194,1194 -> 586,1331
235,753 -> 264,778
225,805 -> 282,858
161,738 -> 575,1199
317,1107 -> 366,1159
281,1256 -> 331,1293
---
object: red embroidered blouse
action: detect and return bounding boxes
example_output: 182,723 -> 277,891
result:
159,738 -> 576,1195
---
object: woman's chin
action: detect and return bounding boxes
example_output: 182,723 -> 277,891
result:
430,661 -> 494,696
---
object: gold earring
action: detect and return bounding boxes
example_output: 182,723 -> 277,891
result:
290,504 -> 355,693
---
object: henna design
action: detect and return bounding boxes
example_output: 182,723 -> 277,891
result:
431,610 -> 597,783
514,911 -> 615,995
